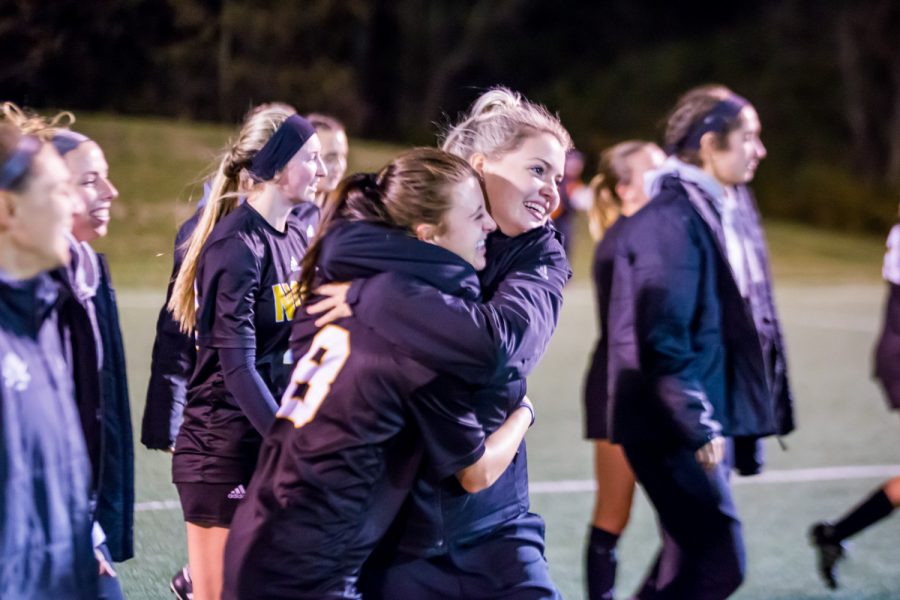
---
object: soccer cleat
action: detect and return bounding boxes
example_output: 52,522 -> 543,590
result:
170,565 -> 193,600
809,522 -> 845,590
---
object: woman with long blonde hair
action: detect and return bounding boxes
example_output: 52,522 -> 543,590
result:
167,103 -> 324,600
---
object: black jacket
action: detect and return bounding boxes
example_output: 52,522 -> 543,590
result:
607,175 -> 794,450
55,253 -> 135,562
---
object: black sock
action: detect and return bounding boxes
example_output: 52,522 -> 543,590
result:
833,488 -> 895,541
586,526 -> 620,600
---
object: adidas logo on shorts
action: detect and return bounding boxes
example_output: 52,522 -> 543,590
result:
227,485 -> 246,500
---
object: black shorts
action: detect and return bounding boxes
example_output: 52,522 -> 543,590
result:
176,481 -> 248,526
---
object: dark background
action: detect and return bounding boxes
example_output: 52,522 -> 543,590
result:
3,0 -> 899,232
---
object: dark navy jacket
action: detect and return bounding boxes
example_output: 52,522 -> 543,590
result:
54,252 -> 135,562
223,220 -> 486,598
141,210 -> 200,450
343,223 -> 570,551
583,216 -> 629,440
607,175 -> 794,451
0,272 -> 97,598
142,201 -> 320,450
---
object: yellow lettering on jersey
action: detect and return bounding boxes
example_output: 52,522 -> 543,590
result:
272,280 -> 302,323
278,324 -> 351,428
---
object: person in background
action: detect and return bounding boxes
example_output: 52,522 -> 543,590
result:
551,148 -> 587,258
809,216 -> 900,589
306,113 -> 349,209
581,140 -> 664,600
606,84 -> 794,599
0,122 -> 97,598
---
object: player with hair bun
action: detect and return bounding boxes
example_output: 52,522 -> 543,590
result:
313,87 -> 572,598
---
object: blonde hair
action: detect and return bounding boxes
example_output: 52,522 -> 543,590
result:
168,102 -> 297,332
0,102 -> 76,140
441,87 -> 572,161
300,147 -> 479,300
588,140 -> 658,241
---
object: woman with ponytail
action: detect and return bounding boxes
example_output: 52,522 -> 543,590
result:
581,141 -> 663,600
222,148 -> 535,599
167,103 -> 325,600
310,87 -> 572,598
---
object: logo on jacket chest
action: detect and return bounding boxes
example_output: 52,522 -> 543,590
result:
2,352 -> 31,392
272,280 -> 302,323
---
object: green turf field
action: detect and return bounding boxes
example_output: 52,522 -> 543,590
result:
70,114 -> 899,598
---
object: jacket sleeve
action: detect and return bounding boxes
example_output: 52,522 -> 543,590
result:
349,244 -> 568,385
630,209 -> 721,449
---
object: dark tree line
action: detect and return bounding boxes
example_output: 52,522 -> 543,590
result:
2,0 -> 900,229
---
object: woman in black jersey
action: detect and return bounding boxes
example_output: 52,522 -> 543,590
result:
167,103 -> 325,600
224,148 -> 536,600
581,141 -> 664,600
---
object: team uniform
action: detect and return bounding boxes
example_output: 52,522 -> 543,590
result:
143,198 -> 320,451
223,219 -> 488,599
0,271 -> 96,599
583,216 -> 630,440
339,223 -> 570,599
172,202 -> 307,525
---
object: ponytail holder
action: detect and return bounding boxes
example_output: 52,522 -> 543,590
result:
50,130 -> 90,156
0,135 -> 41,191
248,114 -> 316,182
666,94 -> 749,155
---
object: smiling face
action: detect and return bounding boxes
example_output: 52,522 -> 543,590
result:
474,132 -> 566,237
419,175 -> 496,271
2,146 -> 76,273
277,133 -> 326,204
704,105 -> 767,186
65,141 -> 117,242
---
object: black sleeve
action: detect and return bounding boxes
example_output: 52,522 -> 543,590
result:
629,209 -> 721,450
141,218 -> 200,449
349,245 -> 568,385
407,376 -> 486,481
220,347 -> 279,435
196,238 -> 259,349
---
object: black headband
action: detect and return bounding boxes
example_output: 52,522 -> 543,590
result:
0,135 -> 42,191
51,130 -> 90,156
248,114 -> 317,182
667,94 -> 750,155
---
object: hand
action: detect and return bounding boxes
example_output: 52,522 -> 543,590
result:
695,435 -> 725,471
95,548 -> 117,577
307,282 -> 353,327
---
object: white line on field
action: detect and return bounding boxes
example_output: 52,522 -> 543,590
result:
529,464 -> 900,494
135,464 -> 900,511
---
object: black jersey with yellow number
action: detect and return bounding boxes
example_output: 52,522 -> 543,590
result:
222,222 -> 488,600
173,202 -> 306,484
